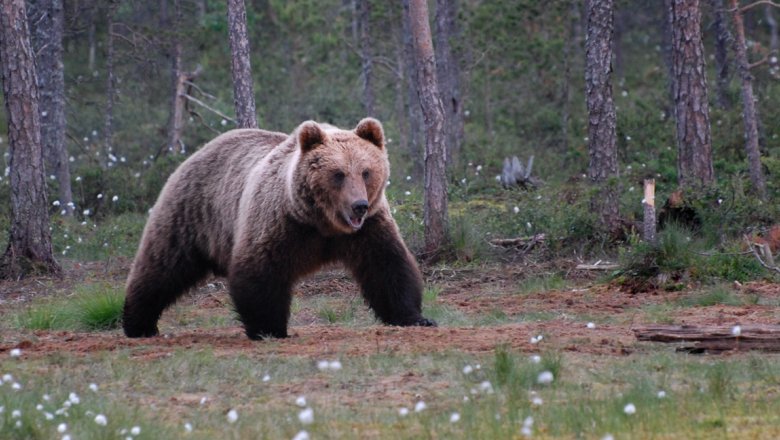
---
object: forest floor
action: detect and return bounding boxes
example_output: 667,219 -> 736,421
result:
1,260 -> 780,438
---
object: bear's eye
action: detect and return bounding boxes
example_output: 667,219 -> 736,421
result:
333,171 -> 346,184
362,170 -> 370,180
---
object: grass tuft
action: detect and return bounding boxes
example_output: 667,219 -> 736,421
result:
73,284 -> 125,330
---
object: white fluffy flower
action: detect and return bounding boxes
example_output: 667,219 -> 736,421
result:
298,407 -> 314,425
226,409 -> 238,423
9,348 -> 21,357
731,325 -> 742,337
89,383 -> 99,392
586,322 -> 596,329
94,414 -> 108,426
449,412 -> 461,423
657,390 -> 666,398
292,430 -> 310,440
295,396 -> 307,407
68,392 -> 80,404
131,426 -> 141,435
537,371 -> 554,385
623,403 -> 636,415
462,365 -> 473,374
398,407 -> 409,417
414,401 -> 427,412
57,423 -> 67,433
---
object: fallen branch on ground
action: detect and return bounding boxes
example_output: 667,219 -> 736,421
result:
634,324 -> 780,353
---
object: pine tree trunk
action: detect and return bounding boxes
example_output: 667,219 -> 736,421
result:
767,5 -> 779,54
434,0 -> 464,169
407,0 -> 449,259
226,0 -> 258,129
0,0 -> 60,279
729,0 -> 767,200
165,0 -> 185,153
31,0 -> 73,215
585,0 -> 620,233
669,0 -> 715,189
710,0 -> 732,109
104,3 -> 117,163
402,0 -> 424,180
357,0 -> 375,116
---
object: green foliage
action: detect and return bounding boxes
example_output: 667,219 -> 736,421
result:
677,284 -> 743,307
517,273 -> 568,295
15,283 -> 124,332
618,224 -> 694,284
72,283 -> 125,330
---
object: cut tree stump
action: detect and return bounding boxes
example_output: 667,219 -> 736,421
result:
633,324 -> 780,354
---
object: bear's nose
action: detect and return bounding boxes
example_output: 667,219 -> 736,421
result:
351,200 -> 369,218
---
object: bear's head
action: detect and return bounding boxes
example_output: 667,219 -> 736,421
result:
289,118 -> 390,235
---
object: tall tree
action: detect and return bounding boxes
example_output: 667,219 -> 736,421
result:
165,0 -> 186,153
710,0 -> 733,109
401,0 -> 424,179
30,0 -> 74,215
226,0 -> 258,128
0,0 -> 60,278
104,1 -> 118,161
406,0 -> 449,259
357,0 -> 375,116
669,0 -> 715,189
729,0 -> 767,199
434,0 -> 464,168
585,0 -> 620,233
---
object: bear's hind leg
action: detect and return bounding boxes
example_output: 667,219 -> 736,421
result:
123,248 -> 210,338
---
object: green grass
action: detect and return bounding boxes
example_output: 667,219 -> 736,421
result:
14,283 -> 124,332
516,273 -> 568,295
677,284 -> 744,307
1,347 -> 778,439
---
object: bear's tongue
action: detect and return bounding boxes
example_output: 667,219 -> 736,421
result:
349,216 -> 364,228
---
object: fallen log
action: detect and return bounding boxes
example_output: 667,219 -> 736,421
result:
633,324 -> 780,354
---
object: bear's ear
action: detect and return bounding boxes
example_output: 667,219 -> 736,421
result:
354,118 -> 384,150
297,121 -> 327,153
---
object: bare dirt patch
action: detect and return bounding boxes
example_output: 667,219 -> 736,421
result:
1,264 -> 778,360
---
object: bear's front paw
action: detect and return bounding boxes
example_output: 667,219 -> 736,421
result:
414,317 -> 437,327
124,325 -> 160,338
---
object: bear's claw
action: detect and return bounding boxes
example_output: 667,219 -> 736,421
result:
414,317 -> 438,327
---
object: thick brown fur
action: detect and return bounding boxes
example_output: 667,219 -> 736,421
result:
123,119 -> 435,340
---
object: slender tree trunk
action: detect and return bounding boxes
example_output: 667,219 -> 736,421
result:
31,0 -> 73,215
0,0 -> 60,279
767,5 -> 779,54
730,0 -> 767,199
87,3 -> 96,71
669,0 -> 715,189
407,0 -> 449,259
710,0 -> 732,109
104,2 -> 118,163
357,0 -> 375,116
585,0 -> 620,233
166,0 -> 185,153
434,0 -> 464,169
226,0 -> 258,128
402,0 -> 424,179
394,42 -> 410,159
561,2 -> 580,154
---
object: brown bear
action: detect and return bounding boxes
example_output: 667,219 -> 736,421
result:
123,118 -> 436,340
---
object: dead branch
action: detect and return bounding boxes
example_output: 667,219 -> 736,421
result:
180,94 -> 236,124
489,233 -> 546,254
745,235 -> 780,273
634,324 -> 780,353
739,0 -> 780,13
575,262 -> 619,270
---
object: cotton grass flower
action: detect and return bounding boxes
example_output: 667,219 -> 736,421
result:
731,325 -> 742,337
292,430 -> 310,440
478,381 -> 494,394
537,371 -> 554,385
9,348 -> 21,357
530,355 -> 541,364
226,409 -> 239,423
657,390 -> 667,398
298,407 -> 314,424
623,403 -> 636,415
68,392 -> 80,404
414,401 -> 427,412
89,383 -> 99,392
586,322 -> 596,329
462,365 -> 474,374
184,422 -> 193,433
295,396 -> 307,407
449,412 -> 461,423
398,407 -> 409,417
11,382 -> 21,390
262,374 -> 271,382
94,414 -> 108,426
131,426 -> 141,435
57,423 -> 67,433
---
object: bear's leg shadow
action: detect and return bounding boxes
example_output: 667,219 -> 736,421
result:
343,216 -> 436,327
228,258 -> 294,340
124,246 -> 210,337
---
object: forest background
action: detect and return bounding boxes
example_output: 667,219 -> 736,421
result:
1,0 -> 780,273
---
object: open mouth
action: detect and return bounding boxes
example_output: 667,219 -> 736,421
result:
343,213 -> 365,230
